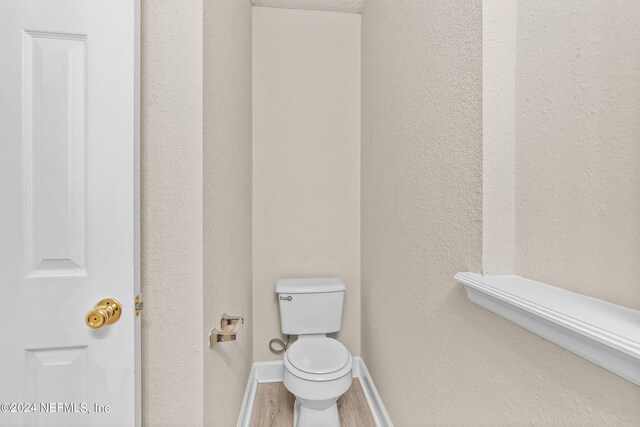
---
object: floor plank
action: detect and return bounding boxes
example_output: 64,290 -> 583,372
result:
250,382 -> 295,427
337,379 -> 377,427
249,379 -> 376,427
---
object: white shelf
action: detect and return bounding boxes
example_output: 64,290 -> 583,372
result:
455,272 -> 640,384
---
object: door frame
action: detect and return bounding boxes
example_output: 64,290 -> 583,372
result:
134,0 -> 141,425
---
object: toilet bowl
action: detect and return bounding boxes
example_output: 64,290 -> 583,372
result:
275,277 -> 352,427
283,336 -> 353,427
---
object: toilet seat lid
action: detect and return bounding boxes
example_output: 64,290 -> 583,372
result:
286,338 -> 349,374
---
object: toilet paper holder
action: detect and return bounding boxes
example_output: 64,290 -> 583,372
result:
209,313 -> 244,347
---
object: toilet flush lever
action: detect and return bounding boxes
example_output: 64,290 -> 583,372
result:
279,295 -> 292,301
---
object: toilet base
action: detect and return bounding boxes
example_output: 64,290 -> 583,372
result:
293,398 -> 340,427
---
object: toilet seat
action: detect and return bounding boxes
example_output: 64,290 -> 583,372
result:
284,338 -> 352,382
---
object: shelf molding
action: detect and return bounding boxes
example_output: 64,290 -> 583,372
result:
455,272 -> 640,385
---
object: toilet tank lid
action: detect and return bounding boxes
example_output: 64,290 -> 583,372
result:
275,278 -> 345,294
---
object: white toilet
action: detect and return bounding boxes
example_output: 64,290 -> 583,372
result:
276,278 -> 353,427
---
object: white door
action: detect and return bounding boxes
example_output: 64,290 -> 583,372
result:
0,0 -> 140,426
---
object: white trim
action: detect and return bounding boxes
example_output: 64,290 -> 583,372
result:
236,364 -> 257,427
354,358 -> 393,427
455,272 -> 640,385
255,360 -> 285,383
133,1 -> 141,425
238,357 -> 393,427
252,0 -> 366,14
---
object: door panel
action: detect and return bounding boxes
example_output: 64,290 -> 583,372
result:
26,346 -> 89,426
0,1 -> 140,426
23,31 -> 87,278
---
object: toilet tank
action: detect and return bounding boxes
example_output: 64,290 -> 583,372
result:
275,278 -> 345,335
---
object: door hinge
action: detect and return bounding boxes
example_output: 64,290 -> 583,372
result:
135,294 -> 143,317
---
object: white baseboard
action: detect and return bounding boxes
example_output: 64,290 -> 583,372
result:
236,363 -> 257,427
254,360 -> 285,383
353,357 -> 393,427
237,356 -> 393,427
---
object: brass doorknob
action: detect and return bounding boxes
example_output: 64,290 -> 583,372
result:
85,298 -> 121,329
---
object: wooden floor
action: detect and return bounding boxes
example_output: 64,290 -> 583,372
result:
249,378 -> 377,427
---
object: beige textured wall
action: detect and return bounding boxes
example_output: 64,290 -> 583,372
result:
141,0 -> 203,426
515,0 -> 640,310
203,1 -> 254,426
252,7 -> 361,361
361,0 -> 640,425
482,0 -> 516,275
